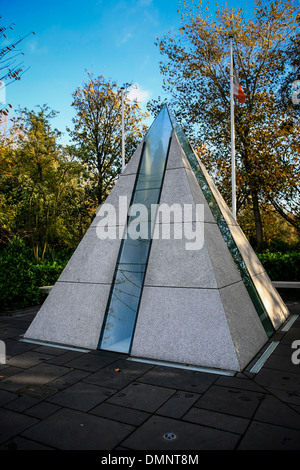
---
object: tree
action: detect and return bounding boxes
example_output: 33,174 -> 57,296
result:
0,17 -> 35,117
70,74 -> 149,206
149,0 -> 300,248
0,106 -> 89,261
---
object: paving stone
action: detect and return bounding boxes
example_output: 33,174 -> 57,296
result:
194,385 -> 264,418
263,353 -> 300,374
136,365 -> 217,393
253,394 -> 300,429
0,363 -> 70,392
17,384 -> 58,399
272,342 -> 298,358
0,366 -> 24,384
0,327 -> 24,339
5,338 -> 35,356
6,351 -> 55,369
0,408 -> 39,445
14,362 -> 70,383
215,375 -> 266,392
48,369 -> 91,390
261,386 -> 300,407
156,391 -> 200,419
254,368 -> 300,393
90,402 -> 150,426
47,381 -> 117,412
121,415 -> 240,450
1,300 -> 300,451
25,402 -> 62,419
183,407 -> 250,434
63,352 -> 119,372
0,389 -> 18,406
32,344 -> 74,356
4,395 -> 41,411
46,350 -> 85,365
83,358 -> 154,389
108,382 -> 176,413
0,436 -> 54,450
21,407 -> 134,450
237,420 -> 300,450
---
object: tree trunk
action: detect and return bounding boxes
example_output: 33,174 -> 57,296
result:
251,189 -> 264,249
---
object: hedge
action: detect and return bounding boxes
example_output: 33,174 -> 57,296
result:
0,237 -> 299,311
257,251 -> 300,282
0,237 -> 70,311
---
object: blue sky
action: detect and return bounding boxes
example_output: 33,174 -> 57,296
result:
1,0 -> 250,142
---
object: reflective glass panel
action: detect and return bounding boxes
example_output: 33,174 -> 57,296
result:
98,106 -> 173,353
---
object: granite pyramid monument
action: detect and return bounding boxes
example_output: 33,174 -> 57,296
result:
24,106 -> 289,372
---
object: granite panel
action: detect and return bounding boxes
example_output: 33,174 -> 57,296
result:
91,174 -> 137,228
24,282 -> 111,350
144,222 -> 217,289
219,281 -> 268,370
204,223 -> 242,288
251,271 -> 290,330
131,286 -> 241,372
121,138 -> 144,176
58,227 -> 123,284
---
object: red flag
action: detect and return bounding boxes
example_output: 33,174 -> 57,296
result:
233,60 -> 245,104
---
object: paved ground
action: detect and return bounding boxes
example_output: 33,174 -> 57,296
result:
0,295 -> 300,452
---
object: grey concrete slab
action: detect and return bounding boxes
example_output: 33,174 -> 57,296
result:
0,389 -> 18,407
47,382 -> 116,412
135,365 -> 217,394
254,368 -> 300,394
83,358 -> 154,389
63,351 -> 118,372
0,363 -> 70,393
21,407 -> 134,450
156,391 -> 200,419
183,407 -> 250,435
121,415 -> 240,450
91,402 -> 150,426
6,351 -> 55,369
252,394 -> 300,429
0,436 -> 53,450
194,384 -> 264,418
107,382 -> 176,413
0,408 -> 38,445
48,369 -> 91,390
0,301 -> 300,450
25,401 -> 62,419
237,421 -> 300,450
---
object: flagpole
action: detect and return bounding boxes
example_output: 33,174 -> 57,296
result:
229,35 -> 236,220
121,87 -> 125,171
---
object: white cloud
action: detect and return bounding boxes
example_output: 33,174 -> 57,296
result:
127,83 -> 151,103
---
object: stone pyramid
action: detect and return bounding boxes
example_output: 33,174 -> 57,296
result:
24,106 -> 289,372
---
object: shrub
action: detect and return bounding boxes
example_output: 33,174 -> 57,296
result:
257,251 -> 300,281
0,237 -> 70,311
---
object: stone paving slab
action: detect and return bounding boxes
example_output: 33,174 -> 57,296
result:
0,300 -> 300,451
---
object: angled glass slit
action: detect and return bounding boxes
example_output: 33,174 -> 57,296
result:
98,106 -> 173,353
